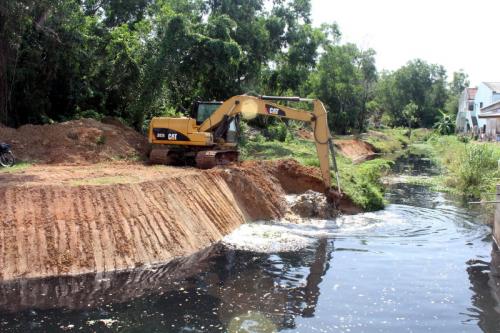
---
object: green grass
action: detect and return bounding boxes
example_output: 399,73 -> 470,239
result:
361,128 -> 433,154
418,135 -> 500,199
361,128 -> 409,154
241,137 -> 391,211
0,162 -> 33,173
398,174 -> 451,193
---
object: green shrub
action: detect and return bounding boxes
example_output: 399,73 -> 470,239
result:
264,122 -> 288,142
447,144 -> 499,198
341,159 -> 392,210
76,109 -> 104,121
426,135 -> 500,199
457,135 -> 470,143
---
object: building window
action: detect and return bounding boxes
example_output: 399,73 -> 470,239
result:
480,102 -> 483,108
468,102 -> 474,111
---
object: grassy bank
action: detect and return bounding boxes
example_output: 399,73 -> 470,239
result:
240,133 -> 392,211
422,136 -> 500,199
360,128 -> 432,154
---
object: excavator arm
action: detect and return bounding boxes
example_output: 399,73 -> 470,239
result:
199,95 -> 341,194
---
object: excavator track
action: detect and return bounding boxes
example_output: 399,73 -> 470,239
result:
149,147 -> 175,165
195,150 -> 239,169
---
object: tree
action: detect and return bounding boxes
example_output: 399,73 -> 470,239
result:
375,59 -> 448,128
402,102 -> 418,137
446,70 -> 470,118
312,43 -> 377,133
449,70 -> 470,96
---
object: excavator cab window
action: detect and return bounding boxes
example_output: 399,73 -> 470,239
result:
194,102 -> 223,125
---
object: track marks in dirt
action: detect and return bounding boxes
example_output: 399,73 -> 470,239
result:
0,159 -> 359,281
0,173 -> 245,281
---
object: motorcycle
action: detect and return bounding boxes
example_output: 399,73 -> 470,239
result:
0,143 -> 15,167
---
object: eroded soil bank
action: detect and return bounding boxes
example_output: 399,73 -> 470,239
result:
0,159 -> 357,281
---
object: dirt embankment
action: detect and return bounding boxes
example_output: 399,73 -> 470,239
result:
334,139 -> 377,163
0,159 -> 358,282
0,120 -> 361,281
292,128 -> 377,163
0,118 -> 149,164
0,169 -> 244,281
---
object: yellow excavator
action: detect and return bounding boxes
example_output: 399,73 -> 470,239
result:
148,95 -> 341,196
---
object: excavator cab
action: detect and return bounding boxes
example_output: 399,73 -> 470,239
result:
193,101 -> 223,125
193,101 -> 240,144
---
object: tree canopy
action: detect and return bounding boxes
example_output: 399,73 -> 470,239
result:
0,0 -> 468,133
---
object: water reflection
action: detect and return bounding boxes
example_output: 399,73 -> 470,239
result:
466,244 -> 500,332
0,239 -> 333,332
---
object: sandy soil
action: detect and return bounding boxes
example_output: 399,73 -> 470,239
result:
334,139 -> 377,162
0,118 -> 148,164
0,159 -> 358,281
0,162 -> 197,187
293,128 -> 377,162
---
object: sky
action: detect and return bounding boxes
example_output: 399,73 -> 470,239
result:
311,0 -> 500,86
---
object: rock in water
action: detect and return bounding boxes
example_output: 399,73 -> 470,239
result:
289,190 -> 337,219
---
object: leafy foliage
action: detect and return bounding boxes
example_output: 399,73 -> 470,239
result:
433,112 -> 455,135
0,0 -> 470,134
375,59 -> 449,128
427,136 -> 500,199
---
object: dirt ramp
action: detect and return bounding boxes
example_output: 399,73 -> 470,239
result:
0,173 -> 244,281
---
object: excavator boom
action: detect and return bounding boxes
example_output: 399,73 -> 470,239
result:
198,95 -> 340,192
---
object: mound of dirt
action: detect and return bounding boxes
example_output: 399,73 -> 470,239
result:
334,139 -> 377,162
0,118 -> 148,164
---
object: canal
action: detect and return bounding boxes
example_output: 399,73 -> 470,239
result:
0,154 -> 499,332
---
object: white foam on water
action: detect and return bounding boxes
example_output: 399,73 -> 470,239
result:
222,219 -> 335,252
335,209 -> 406,234
223,208 -> 410,253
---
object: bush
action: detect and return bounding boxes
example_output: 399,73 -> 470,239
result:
447,144 -> 499,198
457,135 -> 470,143
341,159 -> 392,211
76,110 -> 104,121
264,122 -> 288,142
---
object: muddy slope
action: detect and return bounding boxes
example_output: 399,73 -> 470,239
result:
334,139 -> 377,162
0,172 -> 244,281
0,159 -> 358,281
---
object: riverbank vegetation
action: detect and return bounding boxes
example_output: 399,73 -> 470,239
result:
2,0 -> 467,135
422,136 -> 500,199
240,126 -> 394,211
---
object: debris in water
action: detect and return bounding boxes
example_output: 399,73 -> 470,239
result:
287,190 -> 337,219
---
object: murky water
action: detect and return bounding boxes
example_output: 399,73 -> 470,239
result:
1,155 -> 499,332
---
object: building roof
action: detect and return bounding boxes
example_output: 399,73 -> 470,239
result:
483,82 -> 500,93
467,87 -> 477,99
479,100 -> 500,118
